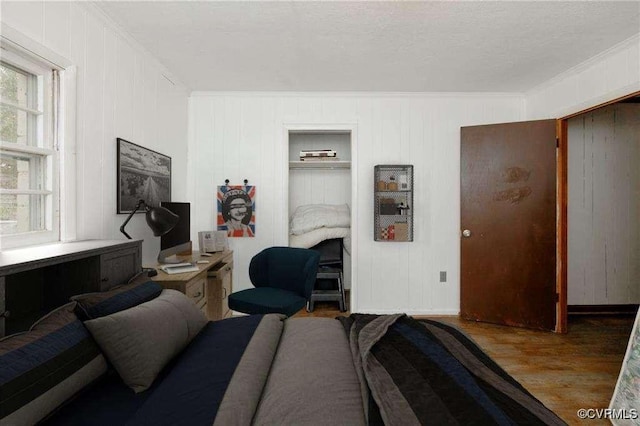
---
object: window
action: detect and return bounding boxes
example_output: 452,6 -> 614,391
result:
0,48 -> 60,248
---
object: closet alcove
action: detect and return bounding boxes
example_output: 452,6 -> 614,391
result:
287,130 -> 353,294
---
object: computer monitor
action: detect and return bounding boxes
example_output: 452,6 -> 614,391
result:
159,202 -> 191,264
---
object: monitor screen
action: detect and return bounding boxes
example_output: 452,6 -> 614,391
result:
159,202 -> 191,263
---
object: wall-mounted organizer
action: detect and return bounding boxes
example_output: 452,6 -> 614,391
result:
374,165 -> 413,242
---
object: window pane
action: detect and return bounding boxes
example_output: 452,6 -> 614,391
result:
0,105 -> 35,145
0,194 -> 45,234
0,151 -> 44,190
0,53 -> 57,246
0,62 -> 30,108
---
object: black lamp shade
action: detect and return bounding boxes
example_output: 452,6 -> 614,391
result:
145,206 -> 179,236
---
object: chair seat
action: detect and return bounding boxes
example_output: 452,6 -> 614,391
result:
228,287 -> 307,317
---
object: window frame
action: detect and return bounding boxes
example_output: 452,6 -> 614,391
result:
1,47 -> 60,249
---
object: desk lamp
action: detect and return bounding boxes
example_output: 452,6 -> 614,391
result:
119,199 -> 179,277
119,199 -> 179,239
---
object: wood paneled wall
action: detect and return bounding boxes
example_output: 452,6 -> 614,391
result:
189,93 -> 523,314
289,168 -> 352,212
1,3 -> 190,264
568,103 -> 640,305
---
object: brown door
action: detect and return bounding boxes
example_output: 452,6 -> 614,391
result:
460,120 -> 557,331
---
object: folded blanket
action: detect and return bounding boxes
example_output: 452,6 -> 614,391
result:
337,314 -> 567,426
290,204 -> 350,235
289,226 -> 351,255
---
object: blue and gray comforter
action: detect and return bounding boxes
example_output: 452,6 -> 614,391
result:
46,313 -> 566,426
338,314 -> 567,426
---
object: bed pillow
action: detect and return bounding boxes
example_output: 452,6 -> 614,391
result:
290,204 -> 351,235
84,289 -> 207,393
0,302 -> 107,425
71,272 -> 162,320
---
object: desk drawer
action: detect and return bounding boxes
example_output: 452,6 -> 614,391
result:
207,259 -> 233,280
206,254 -> 233,321
221,276 -> 231,303
186,276 -> 206,305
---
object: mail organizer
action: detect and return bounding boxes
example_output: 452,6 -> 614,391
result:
374,165 -> 414,242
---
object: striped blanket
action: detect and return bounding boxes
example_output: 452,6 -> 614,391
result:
338,314 -> 567,426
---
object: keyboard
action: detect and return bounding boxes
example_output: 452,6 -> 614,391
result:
160,263 -> 200,275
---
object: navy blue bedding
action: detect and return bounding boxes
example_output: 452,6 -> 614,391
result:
42,372 -> 151,426
126,314 -> 263,425
43,315 -> 264,426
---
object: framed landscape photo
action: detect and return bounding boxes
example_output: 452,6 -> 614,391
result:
117,138 -> 171,214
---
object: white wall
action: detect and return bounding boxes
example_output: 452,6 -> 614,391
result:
525,35 -> 640,119
525,33 -> 640,307
1,2 -> 190,264
6,2 -> 631,313
568,103 -> 640,305
189,93 -> 523,314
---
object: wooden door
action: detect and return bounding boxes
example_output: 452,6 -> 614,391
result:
460,120 -> 557,331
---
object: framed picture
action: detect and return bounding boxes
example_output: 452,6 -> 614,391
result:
117,138 -> 171,214
217,185 -> 256,237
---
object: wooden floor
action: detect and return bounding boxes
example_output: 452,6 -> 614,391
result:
294,299 -> 635,426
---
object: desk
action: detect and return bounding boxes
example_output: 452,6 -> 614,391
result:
149,251 -> 233,321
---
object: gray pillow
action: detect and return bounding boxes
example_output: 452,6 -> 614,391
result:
84,289 -> 207,393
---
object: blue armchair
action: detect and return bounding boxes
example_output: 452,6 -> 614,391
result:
227,247 -> 321,317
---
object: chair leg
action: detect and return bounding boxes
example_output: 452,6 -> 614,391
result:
306,299 -> 315,312
338,272 -> 346,312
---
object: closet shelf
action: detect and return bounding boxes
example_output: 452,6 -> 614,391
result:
289,161 -> 351,170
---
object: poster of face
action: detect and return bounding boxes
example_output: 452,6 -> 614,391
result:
217,185 -> 255,237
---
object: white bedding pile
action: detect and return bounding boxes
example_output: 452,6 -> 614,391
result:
290,204 -> 351,235
289,204 -> 351,254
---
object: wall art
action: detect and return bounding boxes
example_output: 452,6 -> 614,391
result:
217,185 -> 255,237
117,138 -> 171,213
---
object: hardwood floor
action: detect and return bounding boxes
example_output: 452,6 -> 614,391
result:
294,299 -> 635,426
437,315 -> 634,425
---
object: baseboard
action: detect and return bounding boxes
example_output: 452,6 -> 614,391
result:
568,304 -> 639,315
355,309 -> 459,316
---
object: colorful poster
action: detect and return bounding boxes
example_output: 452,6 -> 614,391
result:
217,185 -> 255,237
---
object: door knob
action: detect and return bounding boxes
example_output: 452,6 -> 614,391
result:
462,229 -> 472,238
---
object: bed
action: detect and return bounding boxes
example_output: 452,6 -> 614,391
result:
3,279 -> 566,426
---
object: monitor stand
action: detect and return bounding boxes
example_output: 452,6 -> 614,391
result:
157,241 -> 192,264
159,254 -> 182,264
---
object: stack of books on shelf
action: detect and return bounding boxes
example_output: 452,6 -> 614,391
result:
299,149 -> 338,161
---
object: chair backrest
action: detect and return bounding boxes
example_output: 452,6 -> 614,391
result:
249,247 -> 320,299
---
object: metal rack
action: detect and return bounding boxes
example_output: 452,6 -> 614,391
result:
374,165 -> 414,242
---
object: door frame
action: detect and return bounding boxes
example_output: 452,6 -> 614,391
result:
556,90 -> 640,333
282,122 -> 359,312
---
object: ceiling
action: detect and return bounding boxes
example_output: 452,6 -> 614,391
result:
94,1 -> 640,93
